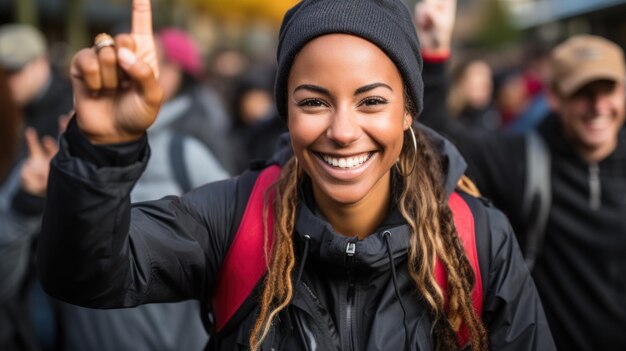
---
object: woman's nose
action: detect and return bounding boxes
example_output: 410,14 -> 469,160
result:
326,107 -> 361,146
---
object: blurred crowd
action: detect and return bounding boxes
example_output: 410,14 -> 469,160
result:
0,21 -> 283,351
1,0 -> 626,350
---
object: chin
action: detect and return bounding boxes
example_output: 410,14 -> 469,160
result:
318,182 -> 372,205
580,130 -> 615,149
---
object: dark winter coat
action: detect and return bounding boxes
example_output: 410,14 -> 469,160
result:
37,119 -> 555,350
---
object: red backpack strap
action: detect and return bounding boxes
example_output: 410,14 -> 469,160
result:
435,191 -> 483,347
213,165 -> 281,332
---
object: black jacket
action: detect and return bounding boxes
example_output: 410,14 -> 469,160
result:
38,119 -> 555,350
421,61 -> 626,350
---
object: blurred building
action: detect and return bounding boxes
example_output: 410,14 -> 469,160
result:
0,0 -> 289,71
503,0 -> 626,45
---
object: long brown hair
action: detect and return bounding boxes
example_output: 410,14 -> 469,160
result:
249,101 -> 488,351
0,68 -> 21,182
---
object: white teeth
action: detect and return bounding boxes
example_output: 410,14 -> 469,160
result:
321,153 -> 370,169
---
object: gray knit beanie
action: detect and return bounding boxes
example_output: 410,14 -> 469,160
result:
275,0 -> 423,121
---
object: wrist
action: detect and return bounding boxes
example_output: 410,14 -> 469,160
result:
87,132 -> 145,145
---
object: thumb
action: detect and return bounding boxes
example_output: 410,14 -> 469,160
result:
414,2 -> 433,30
42,136 -> 59,159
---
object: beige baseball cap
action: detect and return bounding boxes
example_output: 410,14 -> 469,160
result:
0,24 -> 46,71
550,35 -> 625,96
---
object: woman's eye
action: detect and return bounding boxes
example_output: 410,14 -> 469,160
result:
360,97 -> 387,107
298,98 -> 327,108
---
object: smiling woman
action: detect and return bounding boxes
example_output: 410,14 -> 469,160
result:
288,35 -> 409,214
38,0 -> 555,350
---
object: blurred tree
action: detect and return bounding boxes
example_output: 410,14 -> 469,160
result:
476,0 -> 520,48
183,0 -> 298,23
159,0 -> 176,27
66,0 -> 88,53
14,0 -> 39,26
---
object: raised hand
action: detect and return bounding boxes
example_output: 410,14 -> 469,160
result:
70,0 -> 163,144
414,0 -> 457,55
20,128 -> 58,197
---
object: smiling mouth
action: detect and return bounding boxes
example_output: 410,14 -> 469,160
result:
584,115 -> 613,129
315,152 -> 373,169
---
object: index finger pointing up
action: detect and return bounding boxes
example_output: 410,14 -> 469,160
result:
131,0 -> 153,35
24,127 -> 44,159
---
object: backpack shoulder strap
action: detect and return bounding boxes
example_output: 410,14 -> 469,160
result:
435,191 -> 483,347
212,165 -> 281,333
168,132 -> 192,193
522,131 -> 552,270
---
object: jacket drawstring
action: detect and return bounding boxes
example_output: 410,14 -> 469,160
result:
589,163 -> 601,210
383,231 -> 411,350
296,235 -> 311,288
295,235 -> 313,351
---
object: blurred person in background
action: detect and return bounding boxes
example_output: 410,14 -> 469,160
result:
508,45 -> 552,133
417,0 -> 626,349
57,27 -> 230,351
206,47 -> 248,106
0,68 -> 60,351
0,23 -> 72,351
156,28 -> 239,175
448,58 -> 501,131
230,66 -> 286,173
492,69 -> 529,128
0,24 -> 72,140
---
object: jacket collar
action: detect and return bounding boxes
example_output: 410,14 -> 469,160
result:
294,190 -> 411,272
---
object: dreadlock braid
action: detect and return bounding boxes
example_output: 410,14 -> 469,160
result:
249,158 -> 299,351
399,126 -> 488,350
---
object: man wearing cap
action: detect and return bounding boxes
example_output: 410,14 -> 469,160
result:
0,23 -> 72,140
417,1 -> 626,349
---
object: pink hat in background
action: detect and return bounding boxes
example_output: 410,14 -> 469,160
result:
158,28 -> 203,78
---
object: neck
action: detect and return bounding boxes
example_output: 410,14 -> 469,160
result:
314,174 -> 391,240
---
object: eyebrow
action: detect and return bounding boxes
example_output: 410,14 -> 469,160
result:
293,82 -> 393,96
354,82 -> 393,95
293,84 -> 330,95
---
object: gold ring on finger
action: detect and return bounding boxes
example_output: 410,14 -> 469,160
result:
94,33 -> 115,53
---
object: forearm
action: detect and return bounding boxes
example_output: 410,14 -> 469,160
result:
38,119 -> 152,307
38,120 -> 224,308
420,58 -> 457,134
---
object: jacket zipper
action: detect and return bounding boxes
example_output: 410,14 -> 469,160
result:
346,240 -> 357,351
589,163 -> 601,210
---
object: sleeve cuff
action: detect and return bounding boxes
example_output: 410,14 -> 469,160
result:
65,117 -> 148,168
11,188 -> 45,216
421,50 -> 451,63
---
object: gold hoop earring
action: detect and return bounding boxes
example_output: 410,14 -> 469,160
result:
395,126 -> 418,177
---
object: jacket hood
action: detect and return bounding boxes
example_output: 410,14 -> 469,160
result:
417,123 -> 467,196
